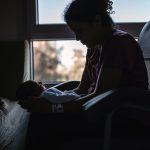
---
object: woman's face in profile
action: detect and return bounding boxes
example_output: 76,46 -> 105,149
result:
68,18 -> 103,48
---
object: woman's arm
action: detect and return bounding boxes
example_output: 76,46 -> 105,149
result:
73,64 -> 91,95
18,67 -> 122,113
71,44 -> 124,107
70,67 -> 122,106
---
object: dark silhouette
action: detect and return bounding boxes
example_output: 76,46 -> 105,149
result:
18,0 -> 148,113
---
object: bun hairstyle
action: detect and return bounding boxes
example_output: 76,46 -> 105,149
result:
64,0 -> 114,28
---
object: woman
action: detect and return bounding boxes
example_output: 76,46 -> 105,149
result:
18,0 -> 148,113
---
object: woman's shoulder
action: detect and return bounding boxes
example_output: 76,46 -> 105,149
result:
103,28 -> 140,55
104,28 -> 137,48
112,29 -> 135,42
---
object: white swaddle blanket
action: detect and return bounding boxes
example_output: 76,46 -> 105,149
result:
40,87 -> 81,104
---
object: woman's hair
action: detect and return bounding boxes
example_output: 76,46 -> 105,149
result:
64,0 -> 114,28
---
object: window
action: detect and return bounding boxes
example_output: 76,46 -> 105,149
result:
27,0 -> 149,82
27,0 -> 149,39
33,40 -> 86,82
27,0 -> 74,39
38,0 -> 71,24
111,0 -> 150,23
36,0 -> 150,24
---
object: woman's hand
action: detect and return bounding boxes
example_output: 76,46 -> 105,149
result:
18,97 -> 52,113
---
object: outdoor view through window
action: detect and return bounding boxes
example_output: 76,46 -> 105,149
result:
33,41 -> 86,82
34,0 -> 150,82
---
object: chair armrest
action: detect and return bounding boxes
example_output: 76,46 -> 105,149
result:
83,88 -> 150,116
81,88 -> 150,150
104,103 -> 150,150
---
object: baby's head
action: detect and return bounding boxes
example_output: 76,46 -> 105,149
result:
16,80 -> 45,100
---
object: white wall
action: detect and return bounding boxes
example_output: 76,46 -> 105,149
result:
0,0 -> 25,41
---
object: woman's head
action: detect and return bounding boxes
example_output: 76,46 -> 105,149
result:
64,0 -> 114,28
64,0 -> 114,48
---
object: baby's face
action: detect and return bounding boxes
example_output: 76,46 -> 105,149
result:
33,82 -> 45,96
38,82 -> 46,90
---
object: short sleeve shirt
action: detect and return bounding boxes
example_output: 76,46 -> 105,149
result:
86,29 -> 149,94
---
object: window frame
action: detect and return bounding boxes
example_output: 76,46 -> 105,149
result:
26,0 -> 149,82
26,0 -> 75,40
26,0 -> 147,40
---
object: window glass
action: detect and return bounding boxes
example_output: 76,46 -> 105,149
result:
37,0 -> 150,24
38,0 -> 71,24
33,40 -> 86,82
111,0 -> 150,22
33,0 -> 150,82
